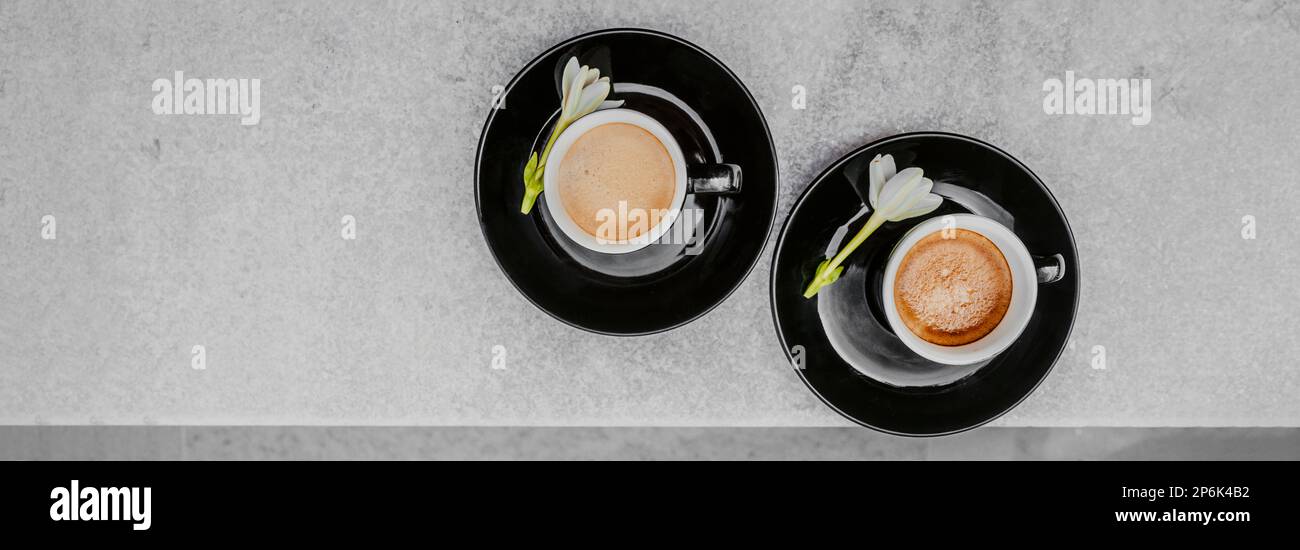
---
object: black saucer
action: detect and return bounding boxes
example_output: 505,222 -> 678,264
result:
770,132 -> 1079,436
475,29 -> 778,336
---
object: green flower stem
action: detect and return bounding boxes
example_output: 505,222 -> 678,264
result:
519,118 -> 571,214
802,211 -> 886,298
520,181 -> 542,215
537,120 -> 566,167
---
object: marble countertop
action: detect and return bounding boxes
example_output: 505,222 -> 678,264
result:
2,0 -> 1297,427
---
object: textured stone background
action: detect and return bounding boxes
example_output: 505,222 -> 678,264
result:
1,426 -> 1296,459
1,0 -> 1298,427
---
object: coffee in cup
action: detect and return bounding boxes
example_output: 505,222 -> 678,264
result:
554,122 -> 675,240
893,228 -> 1013,346
543,108 -> 742,254
882,214 -> 1045,365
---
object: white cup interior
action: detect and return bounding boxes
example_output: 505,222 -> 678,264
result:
881,214 -> 1037,365
542,109 -> 688,254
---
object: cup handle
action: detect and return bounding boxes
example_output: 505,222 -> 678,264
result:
1033,253 -> 1066,284
687,164 -> 742,194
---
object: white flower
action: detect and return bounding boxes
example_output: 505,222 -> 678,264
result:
520,57 -> 624,214
868,154 -> 943,221
559,57 -> 623,123
803,154 -> 944,298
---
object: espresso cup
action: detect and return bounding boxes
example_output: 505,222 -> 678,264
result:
881,214 -> 1064,365
543,108 -> 741,254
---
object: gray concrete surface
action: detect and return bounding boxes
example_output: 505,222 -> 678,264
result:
1,426 -> 1295,460
1,1 -> 1298,427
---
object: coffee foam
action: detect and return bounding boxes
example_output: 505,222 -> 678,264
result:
893,229 -> 1012,347
555,123 -> 676,239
